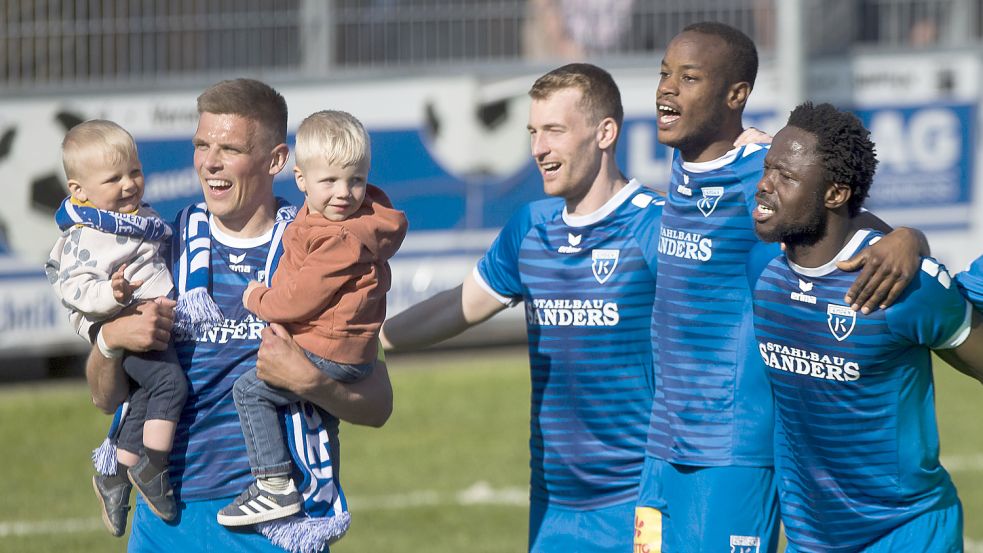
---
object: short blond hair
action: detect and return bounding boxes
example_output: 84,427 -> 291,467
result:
295,110 -> 370,170
62,120 -> 139,181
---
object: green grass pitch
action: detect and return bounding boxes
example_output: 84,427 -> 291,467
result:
0,348 -> 980,552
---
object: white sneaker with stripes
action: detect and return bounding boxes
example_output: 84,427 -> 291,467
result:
216,480 -> 303,526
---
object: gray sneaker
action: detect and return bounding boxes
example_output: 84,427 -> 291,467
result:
127,455 -> 177,522
92,474 -> 131,537
217,481 -> 302,527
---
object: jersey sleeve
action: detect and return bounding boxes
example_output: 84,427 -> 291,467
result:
633,196 -> 664,280
736,144 -> 769,219
955,253 -> 983,312
886,258 -> 972,349
474,203 -> 535,303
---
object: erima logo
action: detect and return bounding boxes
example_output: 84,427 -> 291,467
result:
827,304 -> 857,341
730,535 -> 760,553
697,186 -> 724,217
558,233 -> 583,254
791,278 -> 817,304
591,249 -> 619,284
229,251 -> 253,274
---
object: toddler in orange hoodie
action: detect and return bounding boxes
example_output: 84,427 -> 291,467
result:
218,110 -> 407,527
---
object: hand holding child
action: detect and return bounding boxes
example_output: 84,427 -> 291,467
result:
111,264 -> 144,305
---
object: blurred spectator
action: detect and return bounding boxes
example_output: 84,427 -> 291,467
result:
523,0 -> 635,59
908,16 -> 940,45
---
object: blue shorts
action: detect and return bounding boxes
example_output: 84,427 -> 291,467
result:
129,495 -> 322,552
784,500 -> 963,553
529,498 -> 635,553
634,456 -> 779,553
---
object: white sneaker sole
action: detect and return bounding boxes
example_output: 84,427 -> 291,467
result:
216,501 -> 302,527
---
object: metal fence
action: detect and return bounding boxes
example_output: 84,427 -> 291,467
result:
1,0 -> 979,93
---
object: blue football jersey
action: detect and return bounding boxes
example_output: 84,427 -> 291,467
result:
168,223 -> 333,501
476,179 -> 662,508
753,229 -> 970,552
956,253 -> 983,311
648,145 -> 779,466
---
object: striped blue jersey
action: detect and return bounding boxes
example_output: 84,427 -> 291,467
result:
648,145 -> 779,466
956,253 -> 983,311
167,223 -> 335,500
753,230 -> 969,552
476,179 -> 661,508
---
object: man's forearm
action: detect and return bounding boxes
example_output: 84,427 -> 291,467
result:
85,338 -> 128,414
382,287 -> 471,351
255,324 -> 394,427
297,360 -> 393,427
383,277 -> 507,351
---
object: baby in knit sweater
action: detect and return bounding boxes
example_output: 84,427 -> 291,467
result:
217,111 -> 407,527
45,120 -> 186,536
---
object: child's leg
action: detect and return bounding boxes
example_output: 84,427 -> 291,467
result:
120,346 -> 187,522
232,368 -> 301,480
216,368 -> 304,526
116,385 -> 149,469
125,345 -> 187,456
302,349 -> 375,384
142,419 -> 176,453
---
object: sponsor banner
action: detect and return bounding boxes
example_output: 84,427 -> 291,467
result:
0,259 -> 83,357
856,103 -> 974,229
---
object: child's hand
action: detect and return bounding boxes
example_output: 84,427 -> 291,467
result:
242,280 -> 265,307
111,264 -> 144,304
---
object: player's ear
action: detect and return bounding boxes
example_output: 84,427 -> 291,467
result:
268,143 -> 290,176
726,81 -> 751,110
293,166 -> 307,194
67,179 -> 86,203
825,181 -> 852,210
596,116 -> 619,150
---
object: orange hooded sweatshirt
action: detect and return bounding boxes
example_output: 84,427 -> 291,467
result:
245,184 -> 408,364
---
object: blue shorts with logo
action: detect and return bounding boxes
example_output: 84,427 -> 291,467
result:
784,500 -> 963,553
529,498 -> 635,553
129,495 -> 320,552
634,456 -> 780,553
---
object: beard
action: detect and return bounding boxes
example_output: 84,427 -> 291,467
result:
755,190 -> 829,247
776,203 -> 829,248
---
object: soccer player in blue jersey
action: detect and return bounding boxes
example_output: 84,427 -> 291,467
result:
83,79 -> 393,552
381,63 -> 663,552
752,101 -> 983,552
636,22 -> 930,553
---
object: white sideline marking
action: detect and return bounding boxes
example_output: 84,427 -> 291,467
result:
967,538 -> 983,553
0,517 -> 103,537
941,453 -> 983,472
0,481 -> 527,537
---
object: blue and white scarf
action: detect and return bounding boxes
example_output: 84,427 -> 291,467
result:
172,203 -> 224,335
54,196 -> 224,334
94,198 -> 351,552
55,197 -> 172,242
